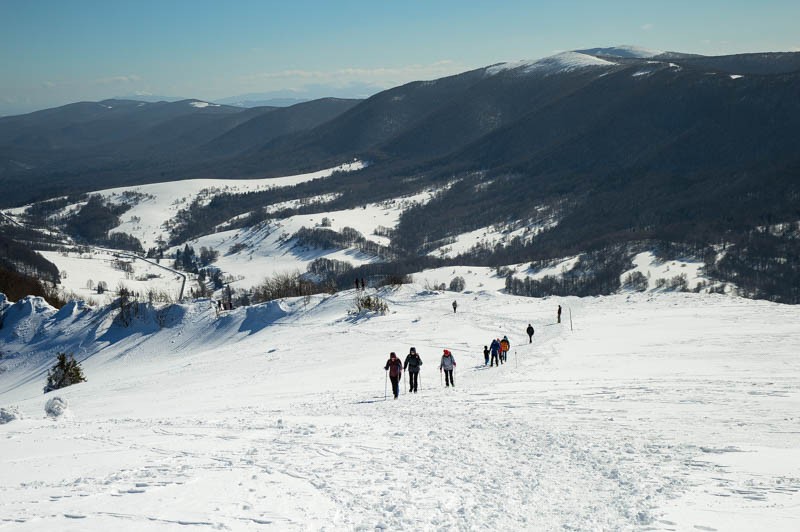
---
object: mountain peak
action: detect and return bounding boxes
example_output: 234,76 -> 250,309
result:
486,51 -> 617,76
576,45 -> 664,59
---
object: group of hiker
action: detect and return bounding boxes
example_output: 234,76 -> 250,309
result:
384,347 -> 458,399
382,305 -> 563,399
483,335 -> 511,366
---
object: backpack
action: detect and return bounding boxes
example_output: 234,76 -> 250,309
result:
500,339 -> 509,351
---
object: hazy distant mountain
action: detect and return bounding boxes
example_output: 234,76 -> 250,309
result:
0,98 -> 361,204
219,98 -> 310,108
113,94 -> 188,103
214,93 -> 310,108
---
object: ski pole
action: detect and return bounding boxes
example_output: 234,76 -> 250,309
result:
385,370 -> 388,400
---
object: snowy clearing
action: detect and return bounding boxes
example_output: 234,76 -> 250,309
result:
39,249 -> 184,304
89,161 -> 364,249
1,287 -> 798,531
179,188 -> 443,290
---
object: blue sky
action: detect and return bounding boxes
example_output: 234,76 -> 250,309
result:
1,0 -> 798,115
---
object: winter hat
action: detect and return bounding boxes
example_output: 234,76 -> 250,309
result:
390,352 -> 396,358
410,347 -> 416,353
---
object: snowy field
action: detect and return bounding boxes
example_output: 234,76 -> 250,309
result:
3,162 -> 365,251
38,249 -> 184,304
1,287 -> 798,531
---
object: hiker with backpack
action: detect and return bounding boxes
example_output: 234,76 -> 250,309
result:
404,347 -> 423,393
526,324 -> 534,343
452,300 -> 458,313
500,336 -> 510,362
384,352 -> 403,399
440,349 -> 456,387
490,338 -> 501,366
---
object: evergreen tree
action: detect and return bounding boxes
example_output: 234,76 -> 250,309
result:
44,353 -> 87,393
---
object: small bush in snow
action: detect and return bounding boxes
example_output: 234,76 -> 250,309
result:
0,406 -> 22,424
45,397 -> 69,418
44,353 -> 86,393
353,294 -> 389,315
449,276 -> 466,292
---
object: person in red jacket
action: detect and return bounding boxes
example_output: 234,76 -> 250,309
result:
384,352 -> 403,399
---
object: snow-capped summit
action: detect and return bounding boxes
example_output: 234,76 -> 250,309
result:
188,100 -> 220,108
486,51 -> 617,76
577,45 -> 664,59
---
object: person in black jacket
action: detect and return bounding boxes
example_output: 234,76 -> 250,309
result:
403,347 -> 423,393
483,345 -> 490,366
526,324 -> 534,343
384,352 -> 403,399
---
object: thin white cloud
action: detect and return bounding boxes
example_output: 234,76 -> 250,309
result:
94,74 -> 141,85
238,60 -> 464,88
641,23 -> 654,31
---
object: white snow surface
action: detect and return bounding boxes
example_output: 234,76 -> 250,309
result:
181,188 -> 440,290
486,52 -> 616,76
188,101 -> 220,108
39,249 -> 185,304
92,161 -> 364,250
1,287 -> 798,531
427,217 -> 558,259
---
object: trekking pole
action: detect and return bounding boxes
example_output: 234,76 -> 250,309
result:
440,369 -> 443,387
384,370 -> 388,400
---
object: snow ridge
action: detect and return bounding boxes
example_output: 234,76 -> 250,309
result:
486,52 -> 617,76
577,45 -> 664,59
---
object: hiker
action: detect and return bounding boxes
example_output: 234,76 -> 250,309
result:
384,352 -> 403,399
483,345 -> 490,366
355,278 -> 359,290
500,336 -> 510,362
557,305 -> 562,324
490,338 -> 501,366
404,347 -> 423,393
452,300 -> 457,313
526,324 -> 534,343
361,278 -> 366,290
440,349 -> 457,387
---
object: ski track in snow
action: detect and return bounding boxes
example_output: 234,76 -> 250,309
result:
1,289 -> 799,531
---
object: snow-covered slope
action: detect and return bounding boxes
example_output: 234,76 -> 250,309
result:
577,45 -> 664,58
178,188 -> 440,290
1,287 -> 798,531
486,51 -> 617,76
10,161 -> 364,251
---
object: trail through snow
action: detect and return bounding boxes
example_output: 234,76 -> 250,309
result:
1,288 -> 798,530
